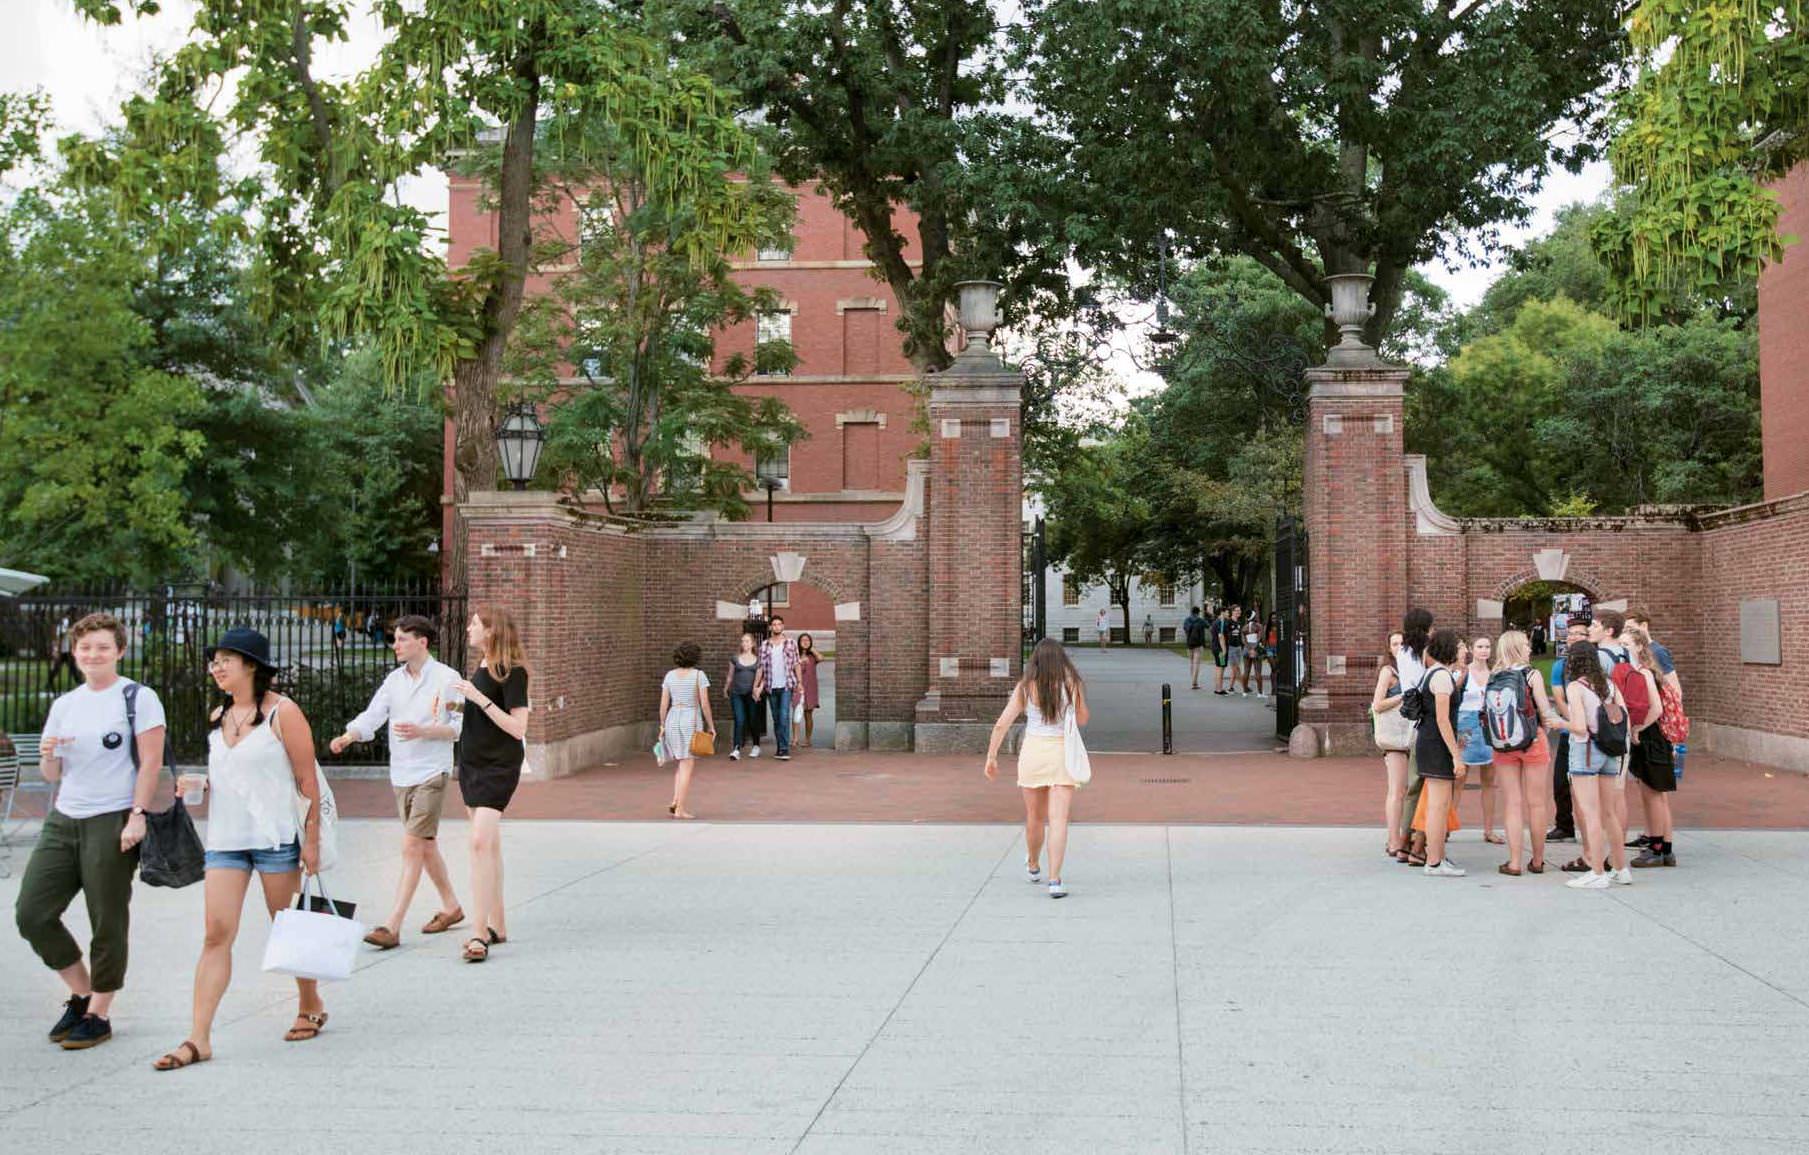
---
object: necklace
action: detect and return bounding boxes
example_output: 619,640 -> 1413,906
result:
225,703 -> 258,737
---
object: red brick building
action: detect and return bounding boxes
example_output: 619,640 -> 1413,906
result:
1759,163 -> 1809,500
445,176 -> 930,630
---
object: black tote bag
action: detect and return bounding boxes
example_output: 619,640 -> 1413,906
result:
124,682 -> 205,888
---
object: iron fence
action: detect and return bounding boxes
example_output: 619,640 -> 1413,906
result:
0,584 -> 467,767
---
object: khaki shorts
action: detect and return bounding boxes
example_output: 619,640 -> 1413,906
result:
393,773 -> 450,839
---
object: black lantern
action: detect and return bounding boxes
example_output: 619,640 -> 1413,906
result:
497,403 -> 544,491
1149,235 -> 1179,346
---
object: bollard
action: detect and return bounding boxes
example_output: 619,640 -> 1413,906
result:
1161,682 -> 1173,755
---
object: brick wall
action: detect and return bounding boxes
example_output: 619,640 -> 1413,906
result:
1759,164 -> 1809,500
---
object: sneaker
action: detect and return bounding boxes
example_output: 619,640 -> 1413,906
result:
1566,872 -> 1610,889
1546,827 -> 1575,842
1048,880 -> 1068,899
1661,851 -> 1677,867
1423,860 -> 1466,877
1611,868 -> 1634,886
1631,848 -> 1668,869
1625,834 -> 1652,848
59,1014 -> 111,1050
748,746 -> 761,759
1213,690 -> 1228,696
49,994 -> 90,1043
1026,864 -> 1042,883
729,748 -> 741,761
777,753 -> 791,761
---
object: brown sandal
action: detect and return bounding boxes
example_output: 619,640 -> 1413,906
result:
1497,863 -> 1522,876
1527,860 -> 1546,874
153,1040 -> 210,1071
486,928 -> 507,946
421,907 -> 465,934
284,1011 -> 328,1042
463,937 -> 489,963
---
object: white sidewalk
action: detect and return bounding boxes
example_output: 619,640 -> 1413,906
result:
5,821 -> 1809,1153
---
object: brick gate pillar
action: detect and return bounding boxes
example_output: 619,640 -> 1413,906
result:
914,282 -> 1024,752
1298,274 -> 1411,755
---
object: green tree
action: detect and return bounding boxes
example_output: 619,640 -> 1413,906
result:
1007,0 -> 1625,346
72,0 -> 779,583
1595,0 -> 1808,317
1040,425 -> 1161,640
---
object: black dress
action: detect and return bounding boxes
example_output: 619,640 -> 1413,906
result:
1413,668 -> 1461,781
458,665 -> 529,811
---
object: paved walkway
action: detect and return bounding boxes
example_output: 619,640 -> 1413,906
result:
1066,646 -> 1276,753
5,820 -> 1809,1152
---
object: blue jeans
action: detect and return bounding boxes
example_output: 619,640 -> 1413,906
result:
730,692 -> 758,750
205,840 -> 302,874
767,688 -> 793,754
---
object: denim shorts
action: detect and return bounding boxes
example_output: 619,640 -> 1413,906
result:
205,840 -> 302,874
1457,710 -> 1494,766
1567,736 -> 1614,777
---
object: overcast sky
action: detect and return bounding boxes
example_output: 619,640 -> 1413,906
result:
8,0 -> 1611,314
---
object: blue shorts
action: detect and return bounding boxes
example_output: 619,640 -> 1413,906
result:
1457,710 -> 1494,766
1568,737 -> 1615,777
205,840 -> 301,874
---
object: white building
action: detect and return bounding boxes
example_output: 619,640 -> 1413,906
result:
1025,496 -> 1209,645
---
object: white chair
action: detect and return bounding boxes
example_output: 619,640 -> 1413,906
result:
0,733 -> 45,879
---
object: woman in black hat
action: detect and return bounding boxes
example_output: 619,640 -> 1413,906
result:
154,628 -> 327,1071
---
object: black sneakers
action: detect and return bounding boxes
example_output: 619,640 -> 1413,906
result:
60,1014 -> 112,1050
1626,833 -> 1654,849
1545,827 -> 1575,842
48,994 -> 90,1043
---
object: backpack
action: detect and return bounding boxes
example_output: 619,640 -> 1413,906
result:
1657,680 -> 1690,743
1399,669 -> 1434,724
1593,687 -> 1629,757
1185,619 -> 1207,648
1609,662 -> 1652,730
1483,668 -> 1538,752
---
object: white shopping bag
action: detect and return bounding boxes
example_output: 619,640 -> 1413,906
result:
262,874 -> 365,982
1063,705 -> 1092,785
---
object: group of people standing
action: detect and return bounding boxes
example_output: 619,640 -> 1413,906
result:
15,606 -> 532,1070
1181,604 -> 1275,697
1372,605 -> 1686,885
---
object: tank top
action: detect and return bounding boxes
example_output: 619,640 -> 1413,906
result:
1023,683 -> 1072,738
205,701 -> 301,851
1460,667 -> 1487,712
728,656 -> 758,696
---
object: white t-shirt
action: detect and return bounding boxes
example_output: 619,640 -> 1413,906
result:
767,644 -> 789,691
1395,645 -> 1427,690
44,679 -> 166,819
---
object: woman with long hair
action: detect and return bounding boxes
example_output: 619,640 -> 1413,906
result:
725,631 -> 761,761
796,632 -> 822,748
1621,627 -> 1676,868
1394,607 -> 1434,864
1371,631 -> 1411,859
451,608 -> 530,963
661,641 -> 716,819
1414,630 -> 1468,877
984,639 -> 1090,899
1562,639 -> 1630,889
155,629 -> 324,1070
1487,630 -> 1563,876
1459,636 -> 1501,845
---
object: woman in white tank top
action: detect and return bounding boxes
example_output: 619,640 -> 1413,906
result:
156,629 -> 327,1072
984,640 -> 1090,899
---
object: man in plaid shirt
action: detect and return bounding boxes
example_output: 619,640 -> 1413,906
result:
757,616 -> 802,760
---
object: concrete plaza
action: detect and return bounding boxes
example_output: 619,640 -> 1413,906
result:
5,818 -> 1809,1153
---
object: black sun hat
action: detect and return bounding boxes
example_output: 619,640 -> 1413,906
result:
205,627 -> 280,672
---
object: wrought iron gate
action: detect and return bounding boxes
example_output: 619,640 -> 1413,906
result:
1273,516 -> 1309,739
1022,516 -> 1047,660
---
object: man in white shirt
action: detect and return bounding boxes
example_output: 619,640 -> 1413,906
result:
16,612 -> 165,1051
329,615 -> 465,949
757,615 -> 801,761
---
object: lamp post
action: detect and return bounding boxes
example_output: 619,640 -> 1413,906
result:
758,474 -> 781,522
496,403 -> 545,492
1150,235 -> 1178,347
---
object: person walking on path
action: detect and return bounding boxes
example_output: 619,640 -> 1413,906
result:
1459,636 -> 1501,846
1182,606 -> 1210,690
1487,630 -> 1563,876
1211,607 -> 1233,694
1560,639 -> 1632,889
16,613 -> 164,1052
44,613 -> 82,691
796,633 -> 822,748
154,629 -> 325,1071
1415,630 -> 1467,877
450,609 -> 530,964
725,632 -> 763,761
662,642 -> 717,818
1095,607 -> 1111,647
1371,631 -> 1411,859
1393,607 -> 1434,864
1621,627 -> 1678,868
1546,617 -> 1592,843
328,614 -> 466,951
985,639 -> 1090,899
758,616 -> 801,761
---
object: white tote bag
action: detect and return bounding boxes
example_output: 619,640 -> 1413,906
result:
1063,702 -> 1092,785
292,775 -> 340,873
262,875 -> 365,982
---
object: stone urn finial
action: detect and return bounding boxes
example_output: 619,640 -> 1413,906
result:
955,280 -> 1003,350
1322,272 -> 1380,367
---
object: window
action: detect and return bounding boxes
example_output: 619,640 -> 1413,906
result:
1159,627 -> 1176,643
757,234 -> 794,262
756,444 -> 790,490
1062,627 -> 1080,643
765,583 -> 791,608
755,310 -> 792,376
1062,575 -> 1081,607
1158,581 -> 1177,607
578,200 -> 613,263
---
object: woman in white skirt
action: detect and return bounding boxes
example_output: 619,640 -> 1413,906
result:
985,639 -> 1090,898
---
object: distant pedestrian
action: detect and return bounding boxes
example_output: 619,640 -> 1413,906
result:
758,615 -> 801,760
16,613 -> 163,1053
1621,627 -> 1677,869
1224,606 -> 1245,695
1264,613 -> 1279,683
155,628 -> 325,1070
44,613 -> 82,690
1394,607 -> 1433,865
1095,607 -> 1110,647
661,641 -> 716,820
985,639 -> 1090,899
1241,609 -> 1266,697
1371,631 -> 1411,859
450,608 -> 530,963
328,614 -> 466,951
1485,630 -> 1563,876
796,633 -> 822,748
1211,607 -> 1233,694
1546,617 -> 1592,844
1414,629 -> 1467,877
725,632 -> 762,761
331,611 -> 348,655
1182,606 -> 1210,690
1561,638 -> 1631,889
1459,636 -> 1500,846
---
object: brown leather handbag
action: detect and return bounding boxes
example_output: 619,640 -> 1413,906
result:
687,671 -> 714,756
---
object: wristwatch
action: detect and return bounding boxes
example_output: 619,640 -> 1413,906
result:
131,806 -> 147,817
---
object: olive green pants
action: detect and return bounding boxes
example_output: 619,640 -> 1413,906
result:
14,810 -> 138,993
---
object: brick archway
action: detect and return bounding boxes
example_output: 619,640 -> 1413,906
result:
1491,567 -> 1605,604
728,562 -> 852,609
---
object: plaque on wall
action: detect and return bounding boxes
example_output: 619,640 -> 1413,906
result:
1739,598 -> 1782,665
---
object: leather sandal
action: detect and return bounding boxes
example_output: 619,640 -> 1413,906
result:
284,1011 -> 328,1042
421,907 -> 465,934
486,928 -> 507,946
153,1040 -> 210,1071
1497,863 -> 1522,876
463,937 -> 489,963
1527,860 -> 1546,874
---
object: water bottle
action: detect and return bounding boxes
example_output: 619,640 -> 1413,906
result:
1673,742 -> 1687,783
